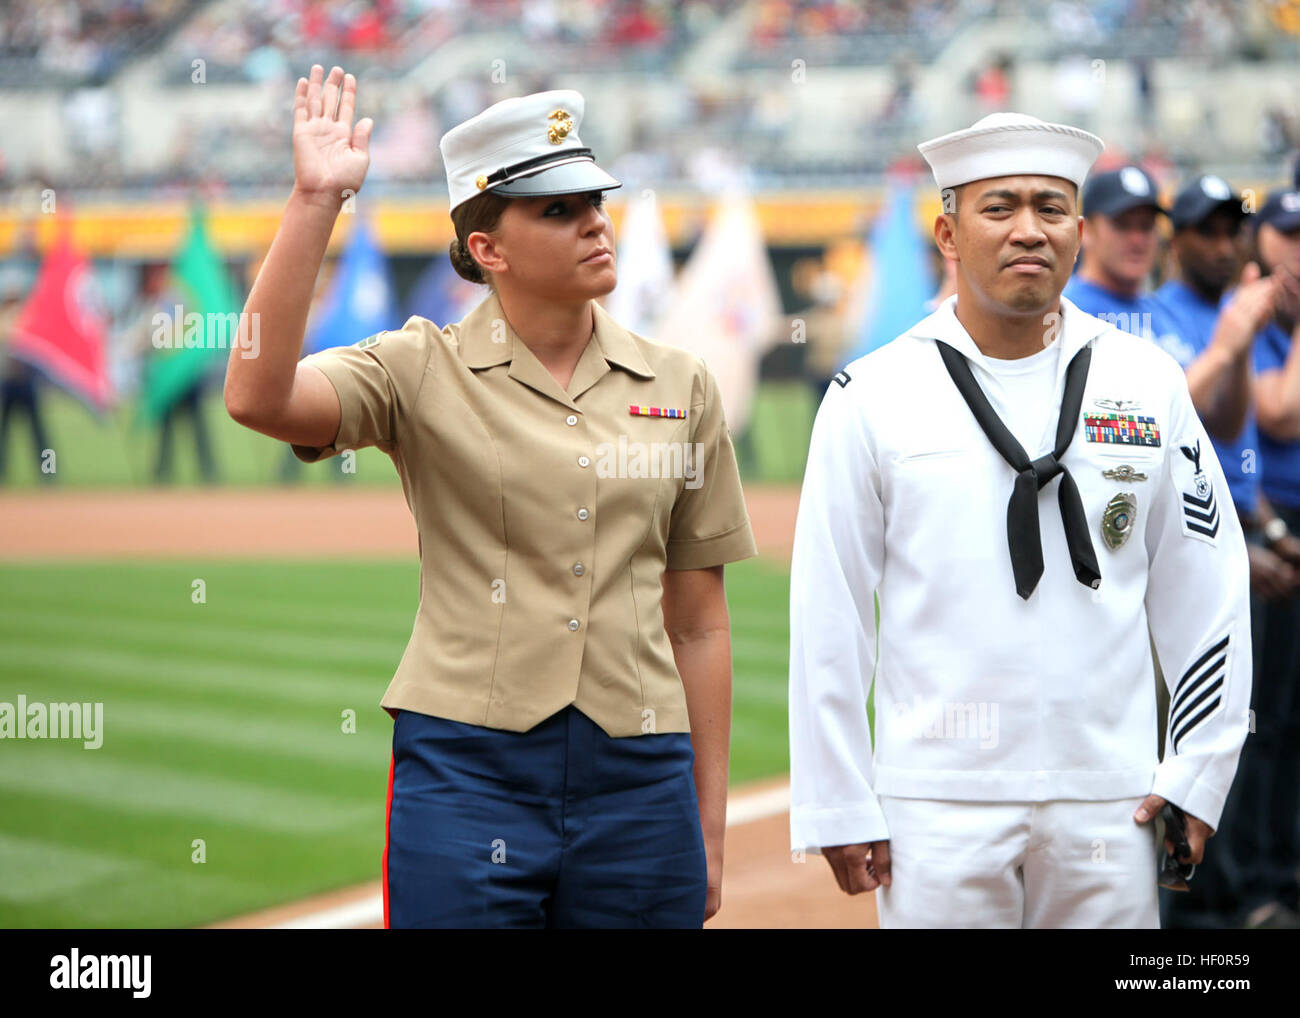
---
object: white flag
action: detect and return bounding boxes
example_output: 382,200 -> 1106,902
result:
604,189 -> 674,338
654,190 -> 782,433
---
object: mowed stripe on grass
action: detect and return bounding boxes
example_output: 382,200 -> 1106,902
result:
0,556 -> 794,927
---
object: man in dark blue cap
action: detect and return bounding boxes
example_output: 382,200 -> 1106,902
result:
1071,169 -> 1283,758
1064,164 -> 1170,336
1065,167 -> 1191,798
1150,176 -> 1278,509
1158,181 -> 1300,929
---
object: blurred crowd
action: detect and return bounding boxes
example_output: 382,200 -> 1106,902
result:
2,0 -> 1292,89
1058,155 -> 1300,928
747,0 -> 1292,59
159,0 -> 722,85
0,0 -> 193,84
749,0 -> 963,52
0,0 -> 1293,195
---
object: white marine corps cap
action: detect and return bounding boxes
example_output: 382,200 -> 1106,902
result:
439,89 -> 622,213
917,112 -> 1104,193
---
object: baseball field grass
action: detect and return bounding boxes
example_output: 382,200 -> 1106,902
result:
0,379 -> 817,488
0,555 -> 796,928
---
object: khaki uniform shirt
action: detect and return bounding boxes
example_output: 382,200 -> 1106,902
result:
292,290 -> 757,737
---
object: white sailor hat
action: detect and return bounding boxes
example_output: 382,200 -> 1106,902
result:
917,112 -> 1104,194
439,89 -> 622,214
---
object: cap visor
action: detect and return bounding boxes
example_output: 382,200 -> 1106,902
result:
492,159 -> 622,198
1264,211 -> 1300,233
1102,194 -> 1170,218
1175,197 -> 1247,230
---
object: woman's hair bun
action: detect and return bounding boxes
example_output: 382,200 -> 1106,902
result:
449,238 -> 487,285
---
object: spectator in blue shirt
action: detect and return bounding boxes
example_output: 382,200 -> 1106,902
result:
1150,176 -> 1276,510
1254,188 -> 1300,512
1239,186 -> 1300,929
1153,175 -> 1300,930
1063,164 -> 1169,337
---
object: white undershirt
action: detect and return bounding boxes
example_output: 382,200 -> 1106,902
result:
979,339 -> 1063,457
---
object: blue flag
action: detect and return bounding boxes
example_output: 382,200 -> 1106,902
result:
404,255 -> 482,327
304,215 -> 398,355
849,183 -> 935,362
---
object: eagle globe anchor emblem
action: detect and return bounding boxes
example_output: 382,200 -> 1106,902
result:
547,109 -> 573,144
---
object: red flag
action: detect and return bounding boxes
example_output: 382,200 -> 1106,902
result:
10,215 -> 111,411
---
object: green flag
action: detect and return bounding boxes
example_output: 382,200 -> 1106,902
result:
138,204 -> 241,425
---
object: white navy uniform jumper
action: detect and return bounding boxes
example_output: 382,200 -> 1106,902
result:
788,291 -> 1253,928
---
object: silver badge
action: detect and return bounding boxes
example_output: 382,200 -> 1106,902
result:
1103,465 -> 1148,482
1102,492 -> 1137,550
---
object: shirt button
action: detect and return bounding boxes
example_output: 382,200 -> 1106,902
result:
573,562 -> 585,576
566,414 -> 578,426
577,507 -> 589,521
577,455 -> 590,468
568,619 -> 580,631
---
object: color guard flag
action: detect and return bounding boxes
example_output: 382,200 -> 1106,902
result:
654,190 -> 781,433
138,204 -> 241,424
404,254 -> 479,327
10,213 -> 111,412
849,182 -> 935,362
605,188 -> 674,338
304,213 -> 398,354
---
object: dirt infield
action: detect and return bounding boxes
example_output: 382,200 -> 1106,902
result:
0,484 -> 800,563
2,482 -> 881,929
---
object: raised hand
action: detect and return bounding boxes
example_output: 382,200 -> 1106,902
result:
1212,261 -> 1279,358
292,64 -> 373,205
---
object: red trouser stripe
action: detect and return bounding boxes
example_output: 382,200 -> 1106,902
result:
382,751 -> 394,929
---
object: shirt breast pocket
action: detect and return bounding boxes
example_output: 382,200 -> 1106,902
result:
1087,444 -> 1161,462
895,447 -> 966,464
886,445 -> 1000,561
595,415 -> 692,521
1071,442 -> 1162,552
1075,442 -> 1162,478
